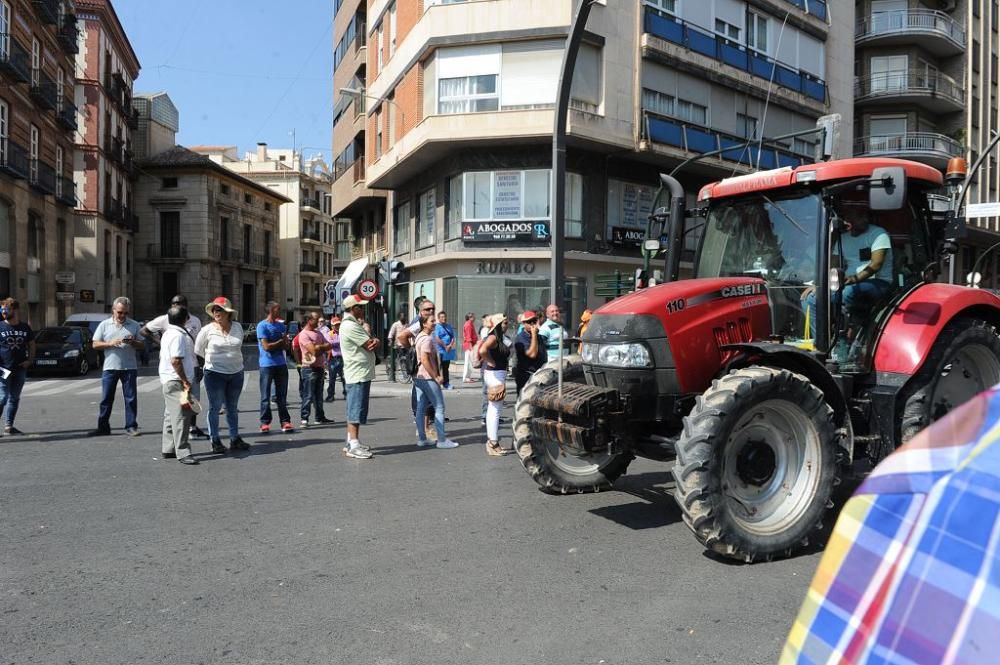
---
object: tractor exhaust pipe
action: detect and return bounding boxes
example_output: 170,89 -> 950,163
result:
659,173 -> 686,283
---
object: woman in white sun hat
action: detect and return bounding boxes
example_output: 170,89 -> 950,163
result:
194,296 -> 248,454
479,313 -> 513,457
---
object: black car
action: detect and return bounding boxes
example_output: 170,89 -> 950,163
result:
32,327 -> 99,375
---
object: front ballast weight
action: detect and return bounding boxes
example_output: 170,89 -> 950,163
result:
527,381 -> 622,457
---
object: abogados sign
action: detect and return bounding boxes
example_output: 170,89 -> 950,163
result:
461,221 -> 550,243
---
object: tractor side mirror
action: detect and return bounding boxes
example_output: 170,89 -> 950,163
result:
869,166 -> 907,210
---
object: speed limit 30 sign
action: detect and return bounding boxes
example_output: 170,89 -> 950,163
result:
357,278 -> 380,300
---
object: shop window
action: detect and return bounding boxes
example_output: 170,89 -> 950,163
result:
450,169 -> 582,233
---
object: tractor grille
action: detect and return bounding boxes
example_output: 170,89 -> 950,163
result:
529,382 -> 621,417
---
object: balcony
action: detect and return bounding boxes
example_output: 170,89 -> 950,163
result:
640,110 -> 813,172
353,159 -> 365,183
784,0 -> 827,20
302,228 -> 321,243
29,159 -> 57,195
334,241 -> 352,262
299,297 -> 321,307
853,132 -> 962,170
642,7 -> 826,104
220,247 -> 242,263
30,70 -> 58,111
57,98 -> 78,131
123,150 -> 136,179
856,10 -> 964,56
299,262 -> 320,275
0,138 -> 30,179
58,15 -> 79,55
854,70 -> 964,114
247,252 -> 280,271
301,196 -> 322,211
126,108 -> 139,130
32,0 -> 59,24
0,39 -> 32,83
113,137 -> 125,164
55,175 -> 76,207
147,243 -> 188,261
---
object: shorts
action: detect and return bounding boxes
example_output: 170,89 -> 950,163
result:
345,381 -> 371,425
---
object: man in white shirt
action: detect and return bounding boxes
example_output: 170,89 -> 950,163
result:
89,296 -> 144,437
141,294 -> 208,440
159,305 -> 198,465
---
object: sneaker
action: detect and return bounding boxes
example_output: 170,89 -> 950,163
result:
230,437 -> 250,451
281,422 -> 294,433
4,426 -> 23,435
189,426 -> 209,440
124,427 -> 141,437
344,444 -> 373,459
436,439 -> 459,449
300,420 -> 309,429
317,417 -> 335,424
416,439 -> 436,448
211,438 -> 228,454
259,423 -> 271,433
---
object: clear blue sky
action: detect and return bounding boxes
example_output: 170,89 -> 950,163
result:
117,0 -> 333,162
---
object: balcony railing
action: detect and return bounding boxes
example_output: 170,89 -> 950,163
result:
301,196 -> 322,210
221,246 -> 242,263
0,138 -> 30,179
299,297 -> 321,307
353,158 -> 365,183
56,175 -> 76,207
30,70 -> 58,111
123,150 -> 136,178
643,7 -> 826,103
784,0 -> 827,20
302,229 -> 321,242
0,38 -> 32,83
641,110 -> 813,171
113,137 -> 125,164
334,241 -> 352,261
30,159 -> 57,195
856,10 -> 965,49
32,0 -> 60,24
854,70 -> 964,106
247,252 -> 279,270
854,132 -> 962,159
57,98 -> 78,131
58,15 -> 79,54
147,243 -> 187,260
126,107 -> 139,130
299,262 -> 320,274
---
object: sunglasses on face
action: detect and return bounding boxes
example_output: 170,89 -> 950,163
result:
211,307 -> 224,314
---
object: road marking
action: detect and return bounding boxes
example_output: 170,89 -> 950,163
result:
23,379 -> 80,397
139,378 -> 162,393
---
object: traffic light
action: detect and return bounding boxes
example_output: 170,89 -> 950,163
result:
382,259 -> 405,284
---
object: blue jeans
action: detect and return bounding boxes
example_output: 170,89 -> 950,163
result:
0,367 -> 27,426
204,370 -> 244,440
414,378 -> 447,443
803,279 -> 892,337
259,365 -> 291,425
345,381 -> 371,425
98,369 -> 138,430
300,366 -> 326,421
327,356 -> 345,399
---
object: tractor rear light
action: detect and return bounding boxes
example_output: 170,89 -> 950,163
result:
796,170 -> 817,183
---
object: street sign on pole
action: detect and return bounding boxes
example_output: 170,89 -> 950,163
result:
357,278 -> 380,301
55,271 -> 75,284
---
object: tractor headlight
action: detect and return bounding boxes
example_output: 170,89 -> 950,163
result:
595,343 -> 652,368
63,349 -> 80,358
581,343 -> 595,363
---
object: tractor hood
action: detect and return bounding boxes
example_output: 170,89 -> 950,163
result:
583,278 -> 773,394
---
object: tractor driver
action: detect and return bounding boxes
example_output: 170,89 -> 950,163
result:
801,204 -> 894,340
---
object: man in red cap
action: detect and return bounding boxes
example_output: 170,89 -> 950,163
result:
513,309 -> 546,397
325,316 -> 346,402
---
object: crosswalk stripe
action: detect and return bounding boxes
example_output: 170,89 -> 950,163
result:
24,379 -> 79,397
139,378 -> 161,393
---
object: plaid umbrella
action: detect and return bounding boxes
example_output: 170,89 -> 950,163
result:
782,385 -> 1000,664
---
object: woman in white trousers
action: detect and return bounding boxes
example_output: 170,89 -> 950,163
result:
479,313 -> 512,456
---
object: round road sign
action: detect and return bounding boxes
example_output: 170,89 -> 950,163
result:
357,278 -> 380,300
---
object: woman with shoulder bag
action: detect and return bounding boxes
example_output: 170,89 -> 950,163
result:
193,297 -> 248,453
479,313 -> 513,457
413,314 -> 459,449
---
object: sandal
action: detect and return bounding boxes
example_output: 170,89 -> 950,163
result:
486,441 -> 511,457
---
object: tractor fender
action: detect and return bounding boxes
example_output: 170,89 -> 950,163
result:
874,283 -> 1000,376
720,343 -> 850,433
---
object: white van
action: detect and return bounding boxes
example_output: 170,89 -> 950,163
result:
62,313 -> 109,335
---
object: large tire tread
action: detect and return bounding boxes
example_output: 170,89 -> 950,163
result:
672,366 -> 840,563
514,355 -> 634,494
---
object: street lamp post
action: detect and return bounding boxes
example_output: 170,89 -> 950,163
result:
339,87 -> 407,130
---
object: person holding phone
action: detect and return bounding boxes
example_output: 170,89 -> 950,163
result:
89,296 -> 144,437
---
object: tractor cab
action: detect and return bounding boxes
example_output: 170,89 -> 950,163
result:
690,159 -> 945,371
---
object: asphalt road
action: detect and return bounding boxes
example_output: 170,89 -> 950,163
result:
1,368 -> 825,665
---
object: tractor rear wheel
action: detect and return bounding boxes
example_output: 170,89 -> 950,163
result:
899,318 -> 1000,448
514,355 -> 634,494
672,366 -> 840,562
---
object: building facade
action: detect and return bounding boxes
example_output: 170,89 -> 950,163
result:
0,0 -> 80,326
132,91 -> 179,161
338,0 -> 850,341
72,0 -> 139,313
213,143 -> 350,322
133,146 -> 289,323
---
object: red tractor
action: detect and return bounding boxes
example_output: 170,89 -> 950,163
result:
515,157 -> 1000,562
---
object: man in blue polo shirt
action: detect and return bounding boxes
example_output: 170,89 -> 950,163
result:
257,301 -> 293,433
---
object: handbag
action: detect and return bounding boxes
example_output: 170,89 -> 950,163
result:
487,383 -> 506,402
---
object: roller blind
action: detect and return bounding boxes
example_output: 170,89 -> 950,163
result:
798,32 -> 824,78
571,43 -> 602,106
437,44 -> 501,79
501,40 -> 563,108
713,0 -> 744,29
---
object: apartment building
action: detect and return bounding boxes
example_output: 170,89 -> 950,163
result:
340,0 -> 850,334
0,0 -> 80,326
132,146 -> 289,323
72,0 -> 139,313
214,143 -> 350,321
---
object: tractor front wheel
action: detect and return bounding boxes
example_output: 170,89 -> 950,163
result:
514,355 -> 634,494
899,318 -> 1000,448
672,367 -> 840,562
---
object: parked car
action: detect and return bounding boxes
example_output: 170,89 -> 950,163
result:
32,326 -> 99,375
62,313 -> 108,335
